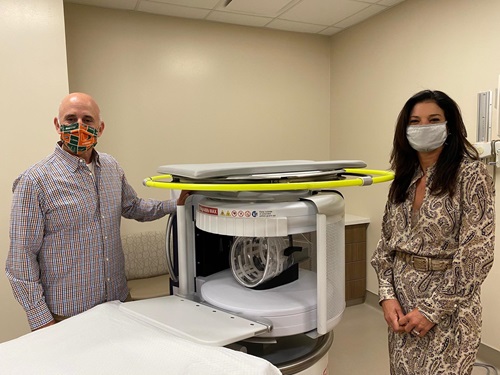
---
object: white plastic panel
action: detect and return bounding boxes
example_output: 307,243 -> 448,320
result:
197,212 -> 289,237
195,198 -> 317,236
176,205 -> 189,296
200,269 -> 317,337
477,91 -> 492,142
322,211 -> 345,332
120,296 -> 269,346
304,193 -> 345,335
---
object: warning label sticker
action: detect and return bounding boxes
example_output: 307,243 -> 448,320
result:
257,210 -> 276,218
198,205 -> 277,218
198,204 -> 218,215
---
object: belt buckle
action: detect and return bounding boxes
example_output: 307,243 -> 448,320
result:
411,255 -> 429,271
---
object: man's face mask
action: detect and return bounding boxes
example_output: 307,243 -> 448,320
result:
59,122 -> 99,154
406,122 -> 448,152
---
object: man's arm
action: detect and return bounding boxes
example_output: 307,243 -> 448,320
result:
6,175 -> 54,330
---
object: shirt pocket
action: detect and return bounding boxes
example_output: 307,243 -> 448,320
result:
44,179 -> 98,234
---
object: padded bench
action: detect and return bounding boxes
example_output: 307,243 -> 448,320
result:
122,230 -> 171,300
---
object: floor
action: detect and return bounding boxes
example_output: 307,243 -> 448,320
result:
328,302 -> 498,375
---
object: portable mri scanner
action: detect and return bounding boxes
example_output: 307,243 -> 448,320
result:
120,160 -> 393,374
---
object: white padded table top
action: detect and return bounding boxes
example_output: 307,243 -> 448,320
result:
0,301 -> 281,375
157,160 -> 366,180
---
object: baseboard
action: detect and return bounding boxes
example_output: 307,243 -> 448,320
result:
346,297 -> 365,307
477,343 -> 500,370
361,291 -> 500,370
364,290 -> 381,310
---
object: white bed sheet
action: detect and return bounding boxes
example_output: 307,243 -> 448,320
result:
0,301 -> 281,375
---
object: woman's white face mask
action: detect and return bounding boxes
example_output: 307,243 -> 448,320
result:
406,122 -> 448,152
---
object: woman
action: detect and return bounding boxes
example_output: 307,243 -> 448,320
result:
371,90 -> 495,374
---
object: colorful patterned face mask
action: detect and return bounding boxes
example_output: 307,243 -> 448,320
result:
60,122 -> 99,154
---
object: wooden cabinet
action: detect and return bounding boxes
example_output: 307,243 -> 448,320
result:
345,218 -> 369,306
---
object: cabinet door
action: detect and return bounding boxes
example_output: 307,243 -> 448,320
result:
345,224 -> 367,305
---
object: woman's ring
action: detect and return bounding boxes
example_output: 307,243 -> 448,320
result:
412,329 -> 420,336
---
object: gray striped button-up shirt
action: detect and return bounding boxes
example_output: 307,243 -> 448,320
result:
6,143 -> 175,330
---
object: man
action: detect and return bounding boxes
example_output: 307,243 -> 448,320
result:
6,92 -> 186,331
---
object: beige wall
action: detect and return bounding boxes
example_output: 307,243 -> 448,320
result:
330,0 -> 500,351
64,4 -> 332,236
3,0 -> 500,354
0,0 -> 69,341
0,3 -> 331,341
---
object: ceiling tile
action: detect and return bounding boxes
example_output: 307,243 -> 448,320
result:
334,4 -> 387,28
279,0 -> 370,26
65,0 -> 139,10
377,0 -> 405,5
206,11 -> 272,27
138,1 -> 210,18
221,0 -> 298,16
64,0 -> 407,36
318,26 -> 343,36
144,0 -> 220,9
266,19 -> 327,34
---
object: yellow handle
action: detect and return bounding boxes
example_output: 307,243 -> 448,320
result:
143,168 -> 394,191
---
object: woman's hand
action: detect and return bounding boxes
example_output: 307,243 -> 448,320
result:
398,308 -> 435,337
381,299 -> 406,333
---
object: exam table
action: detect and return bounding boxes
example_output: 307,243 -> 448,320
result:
0,301 -> 281,375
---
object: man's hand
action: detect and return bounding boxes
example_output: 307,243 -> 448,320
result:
33,320 -> 55,331
176,190 -> 191,206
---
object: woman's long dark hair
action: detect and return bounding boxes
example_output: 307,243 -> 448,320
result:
388,90 -> 479,203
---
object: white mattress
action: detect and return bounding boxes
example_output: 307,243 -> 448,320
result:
0,301 -> 281,375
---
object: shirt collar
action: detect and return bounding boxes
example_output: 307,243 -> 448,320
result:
410,163 -> 436,185
55,141 -> 101,172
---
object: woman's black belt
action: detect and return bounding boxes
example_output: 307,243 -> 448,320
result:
395,251 -> 452,271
